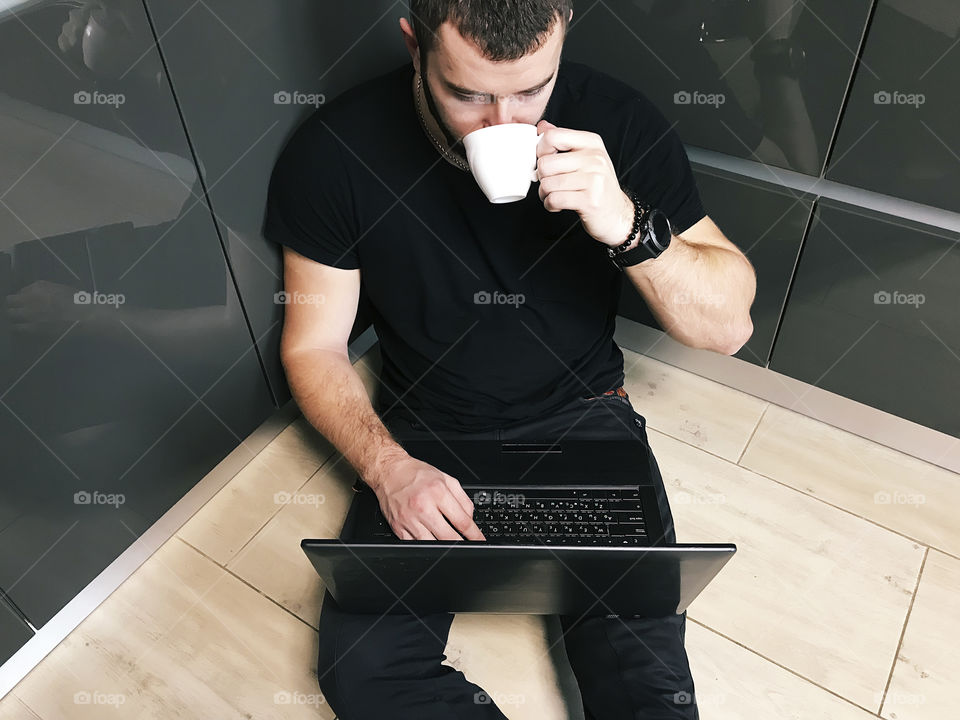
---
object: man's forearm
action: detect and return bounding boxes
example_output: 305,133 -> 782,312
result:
623,236 -> 756,355
282,348 -> 408,491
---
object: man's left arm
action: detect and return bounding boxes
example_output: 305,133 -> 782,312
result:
536,120 -> 756,356
622,214 -> 756,356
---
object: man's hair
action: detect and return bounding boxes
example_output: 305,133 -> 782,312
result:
410,0 -> 572,63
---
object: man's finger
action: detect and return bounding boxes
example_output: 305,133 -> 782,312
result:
424,505 -> 468,541
404,519 -> 433,541
537,127 -> 601,157
444,475 -> 474,518
537,150 -> 589,178
439,495 -> 486,541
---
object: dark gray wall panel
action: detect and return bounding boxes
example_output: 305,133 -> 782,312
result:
770,200 -> 960,436
618,165 -> 813,366
563,0 -> 873,177
0,596 -> 32,667
0,0 -> 275,628
826,0 -> 960,212
141,0 -> 409,404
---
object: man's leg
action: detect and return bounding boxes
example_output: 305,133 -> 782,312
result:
502,390 -> 699,719
316,589 -> 509,719
315,412 -> 509,719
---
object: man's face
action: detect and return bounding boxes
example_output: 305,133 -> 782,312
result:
420,16 -> 566,143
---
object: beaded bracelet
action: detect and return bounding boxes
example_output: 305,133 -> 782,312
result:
610,189 -> 649,255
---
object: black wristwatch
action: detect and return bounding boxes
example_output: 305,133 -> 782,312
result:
608,197 -> 673,270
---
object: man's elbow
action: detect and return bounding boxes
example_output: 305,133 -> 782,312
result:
715,318 -> 754,356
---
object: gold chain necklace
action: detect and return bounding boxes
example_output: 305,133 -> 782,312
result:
416,73 -> 469,172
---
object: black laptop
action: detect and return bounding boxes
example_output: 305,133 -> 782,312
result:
302,437 -> 736,616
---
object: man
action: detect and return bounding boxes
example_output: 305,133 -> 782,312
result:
265,1 -> 755,717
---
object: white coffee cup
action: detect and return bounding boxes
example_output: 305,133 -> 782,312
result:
462,123 -> 543,204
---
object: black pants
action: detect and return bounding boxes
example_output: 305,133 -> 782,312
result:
316,390 -> 700,719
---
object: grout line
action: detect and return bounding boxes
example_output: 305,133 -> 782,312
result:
687,615 -> 890,717
877,546 -> 929,717
736,402 -> 770,466
5,694 -> 42,720
175,537 -> 320,632
181,440 -> 342,567
647,425 -> 958,562
211,355 -> 374,562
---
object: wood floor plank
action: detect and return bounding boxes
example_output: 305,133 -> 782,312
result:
649,428 -> 925,710
621,349 -> 768,462
882,550 -> 960,720
741,404 -> 960,557
11,539 -> 333,720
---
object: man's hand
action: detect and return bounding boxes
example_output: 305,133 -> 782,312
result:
367,454 -> 486,542
535,120 -> 635,248
5,280 -> 98,337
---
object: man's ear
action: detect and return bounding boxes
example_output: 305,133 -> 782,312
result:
399,17 -> 421,74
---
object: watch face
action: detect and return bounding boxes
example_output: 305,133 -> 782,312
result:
650,210 -> 671,251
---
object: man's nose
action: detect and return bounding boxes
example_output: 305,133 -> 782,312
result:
485,97 -> 515,126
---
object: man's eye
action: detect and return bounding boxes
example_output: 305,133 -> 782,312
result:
523,87 -> 544,97
456,93 -> 486,103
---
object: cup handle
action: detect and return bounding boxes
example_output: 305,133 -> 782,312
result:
532,132 -> 544,182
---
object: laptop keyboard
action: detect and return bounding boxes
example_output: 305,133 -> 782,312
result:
371,487 -> 648,545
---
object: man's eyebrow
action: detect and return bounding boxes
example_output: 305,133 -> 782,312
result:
442,73 -> 555,95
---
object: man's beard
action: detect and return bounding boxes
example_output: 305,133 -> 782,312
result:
420,58 -> 460,148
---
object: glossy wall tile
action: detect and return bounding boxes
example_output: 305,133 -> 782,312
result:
0,0 -> 275,628
141,0 -> 410,404
0,596 -> 32,667
562,0 -> 873,176
826,0 -> 960,213
770,199 -> 960,437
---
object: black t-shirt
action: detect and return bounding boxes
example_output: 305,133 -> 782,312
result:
264,60 -> 705,432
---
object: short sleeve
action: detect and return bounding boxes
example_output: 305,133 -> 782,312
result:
263,114 -> 361,269
618,95 -> 707,236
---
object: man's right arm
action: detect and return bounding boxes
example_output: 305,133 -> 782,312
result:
277,247 -> 484,542
284,349 -> 407,492
279,246 -> 406,492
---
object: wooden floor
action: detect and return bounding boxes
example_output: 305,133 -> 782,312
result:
2,345 -> 957,719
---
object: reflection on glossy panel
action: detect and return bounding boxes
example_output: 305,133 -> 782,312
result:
618,166 -> 812,366
826,0 -> 960,212
141,0 -> 408,404
770,200 -> 960,437
0,0 -> 274,628
563,0 -> 873,176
